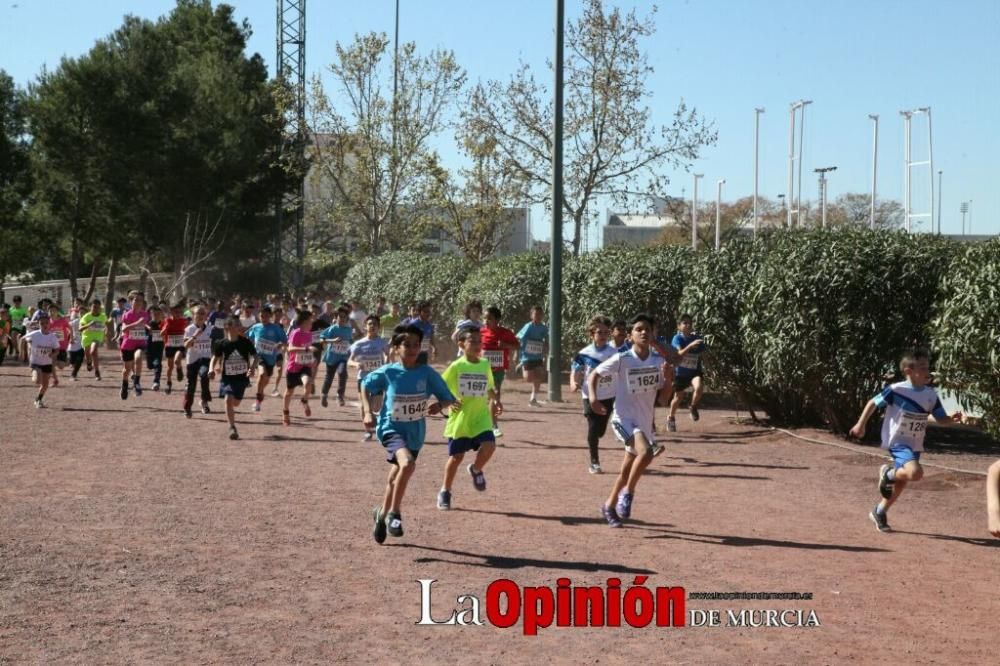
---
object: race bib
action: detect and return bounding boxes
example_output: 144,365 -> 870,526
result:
524,340 -> 544,356
149,330 -> 163,343
224,357 -> 249,375
54,330 -> 65,341
392,394 -> 427,422
420,338 -> 431,353
458,372 -> 489,397
193,340 -> 211,355
358,356 -> 382,372
35,346 -> 54,357
214,320 -> 225,329
680,354 -> 700,370
895,411 -> 927,448
128,328 -> 147,341
329,340 -> 350,355
595,372 -> 616,400
256,339 -> 278,355
484,350 -> 505,368
627,366 -> 661,394
167,334 -> 184,347
311,331 -> 322,344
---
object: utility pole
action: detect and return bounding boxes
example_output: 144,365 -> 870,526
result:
753,108 -> 764,236
814,167 -> 837,228
715,179 -> 726,249
692,173 -> 703,250
869,114 -> 878,229
548,0 -> 564,403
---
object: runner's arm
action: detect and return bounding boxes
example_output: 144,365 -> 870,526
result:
988,460 -> 1000,538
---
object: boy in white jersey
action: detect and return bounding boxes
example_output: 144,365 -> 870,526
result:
589,314 -> 672,527
570,315 -> 617,474
850,349 -> 962,532
23,311 -> 59,408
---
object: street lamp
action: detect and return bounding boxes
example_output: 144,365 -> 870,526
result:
937,170 -> 942,234
814,167 -> 837,228
753,108 -> 764,237
868,114 -> 879,229
787,100 -> 812,228
692,173 -> 704,250
716,179 -> 726,250
960,201 -> 968,235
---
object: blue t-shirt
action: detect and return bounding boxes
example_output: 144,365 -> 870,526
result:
320,324 -> 354,364
349,337 -> 389,380
362,362 -> 455,451
516,322 -> 548,360
247,322 -> 288,364
672,333 -> 705,378
404,318 -> 435,353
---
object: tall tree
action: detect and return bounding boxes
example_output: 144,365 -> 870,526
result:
465,0 -> 716,255
307,32 -> 466,254
0,70 -> 35,285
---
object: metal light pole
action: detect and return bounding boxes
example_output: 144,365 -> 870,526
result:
797,100 -> 812,226
869,114 -> 879,229
937,170 -> 942,234
692,173 -> 704,250
715,179 -> 726,250
390,0 -> 400,229
548,0 -> 564,403
787,100 -> 812,228
753,108 -> 764,236
814,167 -> 837,228
960,201 -> 968,235
968,199 -> 973,233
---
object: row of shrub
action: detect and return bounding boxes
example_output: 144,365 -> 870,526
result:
342,232 -> 999,438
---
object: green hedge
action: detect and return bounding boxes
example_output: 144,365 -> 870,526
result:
452,252 -> 550,330
562,244 -> 690,359
932,238 -> 1000,438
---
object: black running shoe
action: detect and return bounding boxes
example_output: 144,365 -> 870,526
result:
120,383 -> 129,400
385,511 -> 403,537
877,464 -> 894,500
869,507 -> 891,533
372,507 -> 387,544
228,426 -> 239,441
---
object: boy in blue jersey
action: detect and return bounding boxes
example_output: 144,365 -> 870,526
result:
247,306 -> 288,412
611,320 -> 629,352
348,315 -> 389,440
570,316 -> 617,474
667,314 -> 706,432
404,301 -> 435,365
362,324 -> 458,543
850,349 -> 962,532
517,306 -> 549,406
320,306 -> 355,407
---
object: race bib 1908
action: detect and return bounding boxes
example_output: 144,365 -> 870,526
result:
167,334 -> 184,347
484,350 -> 504,368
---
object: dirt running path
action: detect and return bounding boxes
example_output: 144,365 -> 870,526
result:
1,359 -> 997,664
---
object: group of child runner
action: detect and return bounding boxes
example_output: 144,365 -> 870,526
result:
4,292 -> 999,542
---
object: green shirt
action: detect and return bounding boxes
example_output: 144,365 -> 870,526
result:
79,312 -> 108,342
8,306 -> 27,328
380,314 -> 400,339
441,356 -> 495,439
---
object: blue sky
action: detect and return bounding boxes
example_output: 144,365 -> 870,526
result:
2,0 -> 997,244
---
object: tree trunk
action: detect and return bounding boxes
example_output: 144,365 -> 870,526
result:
138,265 -> 149,296
104,256 -> 118,313
82,258 -> 101,302
571,211 -> 584,256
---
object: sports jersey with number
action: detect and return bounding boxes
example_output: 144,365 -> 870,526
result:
68,317 -> 83,352
146,320 -> 164,345
321,324 -> 354,364
516,322 -> 548,361
441,357 -> 495,439
362,362 -> 454,451
49,317 -> 72,351
120,309 -> 150,351
24,329 -> 59,366
874,381 -> 948,452
162,318 -> 188,348
349,337 -> 389,380
79,312 -> 107,345
212,337 -> 256,383
672,333 -> 705,377
592,348 -> 666,434
404,318 -> 435,353
481,325 -> 519,371
572,342 -> 618,400
247,322 -> 287,364
285,328 -> 315,372
184,323 -> 214,364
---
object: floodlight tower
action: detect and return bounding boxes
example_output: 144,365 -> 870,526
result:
787,100 -> 812,227
814,166 -> 837,228
692,173 -> 704,249
276,0 -> 307,289
900,107 -> 934,233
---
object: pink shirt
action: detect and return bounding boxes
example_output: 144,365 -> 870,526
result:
286,328 -> 315,372
120,309 -> 150,351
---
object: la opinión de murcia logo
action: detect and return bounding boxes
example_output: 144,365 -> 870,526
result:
417,579 -> 821,634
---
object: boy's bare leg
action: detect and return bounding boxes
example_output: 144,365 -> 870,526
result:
389,449 -> 416,513
442,453 -> 465,491
625,433 -> 654,493
606,452 -> 636,508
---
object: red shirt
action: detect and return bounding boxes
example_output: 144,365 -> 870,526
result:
161,317 -> 189,347
50,317 -> 72,351
480,325 -> 519,371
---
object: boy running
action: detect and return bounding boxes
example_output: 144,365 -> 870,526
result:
405,301 -> 435,365
667,314 -> 706,431
362,324 -> 458,543
47,304 -> 71,387
850,349 -> 962,532
571,316 -> 618,474
437,326 -> 500,511
146,305 -> 165,390
246,306 -> 287,412
79,300 -> 107,380
0,308 -> 11,365
162,302 -> 189,394
210,316 -> 257,440
67,308 -> 85,380
348,315 -> 389,440
283,310 -> 316,426
182,306 -> 215,418
517,306 -> 549,406
479,306 -> 520,438
23,311 -> 59,408
589,314 -> 672,528
319,307 -> 355,408
119,293 -> 150,399
8,295 -> 27,361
